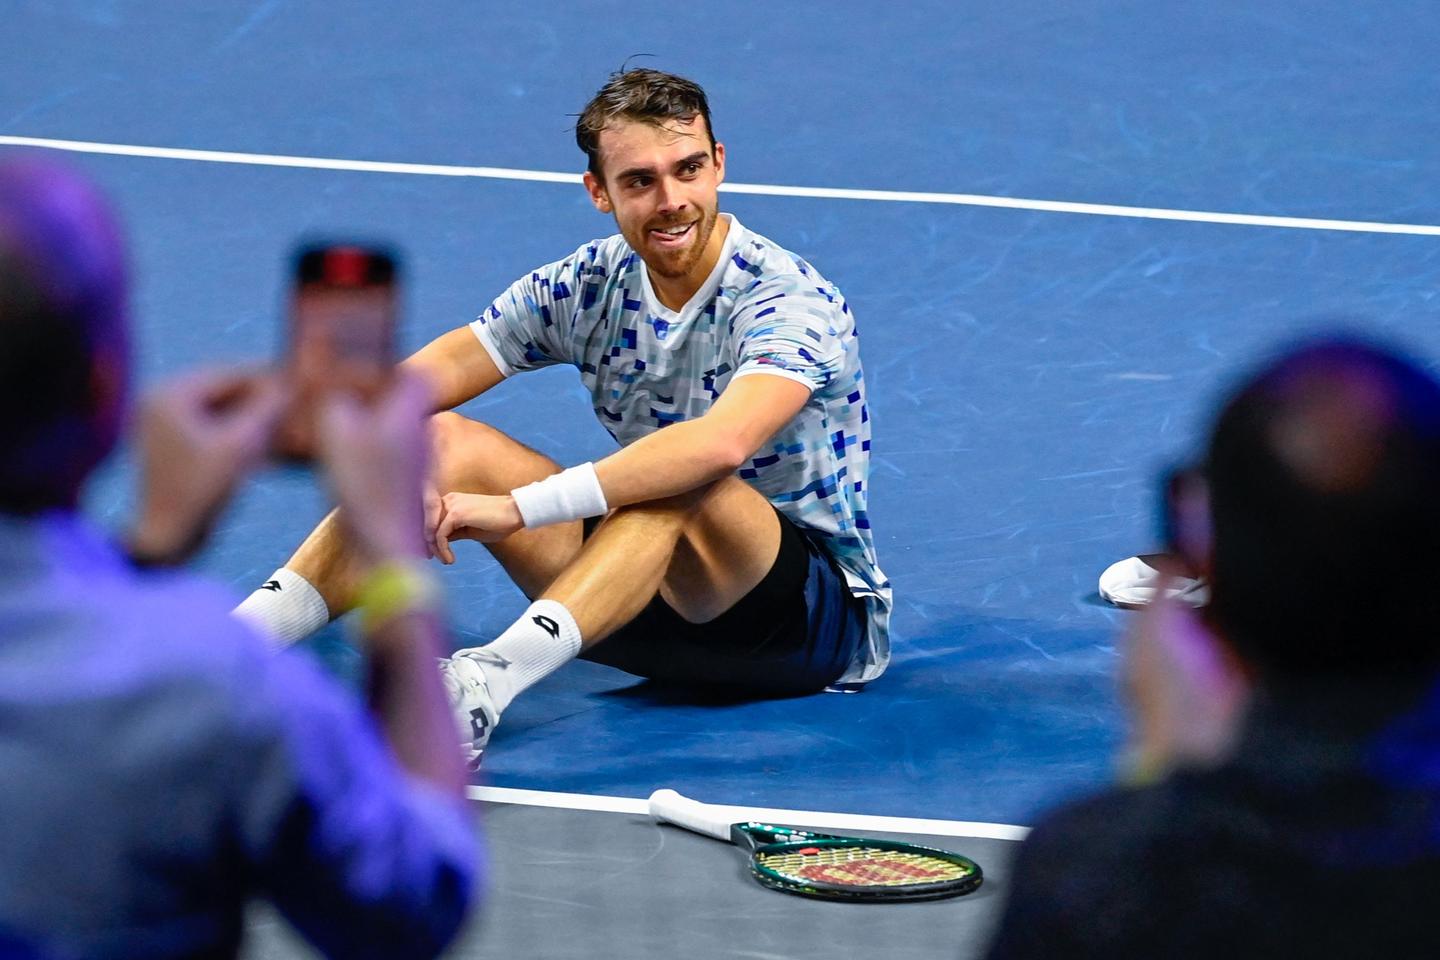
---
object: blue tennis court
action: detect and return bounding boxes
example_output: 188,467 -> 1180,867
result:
4,2 -> 1437,955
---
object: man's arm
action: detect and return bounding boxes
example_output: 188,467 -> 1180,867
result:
400,326 -> 506,412
125,326 -> 503,564
594,373 -> 811,504
399,326 -> 510,560
432,373 -> 810,544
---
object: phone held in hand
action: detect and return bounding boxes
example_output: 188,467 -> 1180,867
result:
272,243 -> 399,462
1159,464 -> 1211,576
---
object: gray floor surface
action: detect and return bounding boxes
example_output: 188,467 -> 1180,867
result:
241,799 -> 1019,960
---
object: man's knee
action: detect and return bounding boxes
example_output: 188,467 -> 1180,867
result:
607,479 -> 724,525
431,411 -> 492,461
430,412 -> 539,490
660,479 -> 782,624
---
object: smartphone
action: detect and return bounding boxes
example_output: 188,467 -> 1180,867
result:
271,243 -> 399,462
1159,465 -> 1211,576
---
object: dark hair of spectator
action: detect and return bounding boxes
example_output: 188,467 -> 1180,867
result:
0,160 -> 128,514
1204,337 -> 1440,679
574,68 -> 716,180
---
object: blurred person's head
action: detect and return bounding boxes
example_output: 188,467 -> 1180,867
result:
1196,338 -> 1440,681
0,159 -> 129,514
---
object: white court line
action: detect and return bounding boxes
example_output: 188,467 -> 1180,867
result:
3,135 -> 1439,237
0,135 -> 581,185
469,785 -> 1030,842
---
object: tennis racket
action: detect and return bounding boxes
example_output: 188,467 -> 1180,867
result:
648,789 -> 983,902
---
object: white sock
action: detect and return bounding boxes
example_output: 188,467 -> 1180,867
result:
232,568 -> 330,649
454,599 -> 582,713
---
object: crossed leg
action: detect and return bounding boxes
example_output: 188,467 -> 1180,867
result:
283,410 -> 783,648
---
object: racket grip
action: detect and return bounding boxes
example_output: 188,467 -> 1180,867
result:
648,789 -> 734,842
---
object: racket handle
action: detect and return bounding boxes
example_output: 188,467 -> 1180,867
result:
648,789 -> 734,842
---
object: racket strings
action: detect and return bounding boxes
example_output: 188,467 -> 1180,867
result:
757,846 -> 973,887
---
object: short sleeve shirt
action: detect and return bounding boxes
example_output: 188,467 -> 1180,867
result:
470,214 -> 890,682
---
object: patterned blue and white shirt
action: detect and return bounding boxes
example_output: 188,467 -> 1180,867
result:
470,214 -> 890,683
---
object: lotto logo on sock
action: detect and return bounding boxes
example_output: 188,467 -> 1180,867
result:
532,615 -> 560,638
261,580 -> 282,592
469,708 -> 490,740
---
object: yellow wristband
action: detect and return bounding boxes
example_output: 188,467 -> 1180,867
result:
355,562 -> 440,636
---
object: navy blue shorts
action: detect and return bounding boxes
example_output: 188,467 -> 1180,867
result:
578,508 -> 866,696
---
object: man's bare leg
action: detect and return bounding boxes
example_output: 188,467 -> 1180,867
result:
442,474 -> 783,755
234,411 -> 589,645
548,476 -> 781,645
237,408 -> 786,753
294,410 -> 778,630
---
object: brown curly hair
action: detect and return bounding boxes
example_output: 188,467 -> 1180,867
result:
575,68 -> 716,180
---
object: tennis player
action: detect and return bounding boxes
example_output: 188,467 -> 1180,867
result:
236,68 -> 891,759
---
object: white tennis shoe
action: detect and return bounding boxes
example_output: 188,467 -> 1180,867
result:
1098,554 -> 1209,609
437,650 -> 504,768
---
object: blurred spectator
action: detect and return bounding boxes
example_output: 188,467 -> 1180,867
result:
987,338 -> 1440,958
0,158 -> 476,959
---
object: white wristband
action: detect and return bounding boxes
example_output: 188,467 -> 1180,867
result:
510,462 -> 609,529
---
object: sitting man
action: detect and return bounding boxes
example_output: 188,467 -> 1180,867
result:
234,68 -> 892,758
986,337 -> 1440,957
0,158 -> 475,959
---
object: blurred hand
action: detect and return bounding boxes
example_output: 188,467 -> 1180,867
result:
1121,580 -> 1251,783
432,492 -> 524,560
129,370 -> 284,565
316,370 -> 435,566
320,371 -> 468,798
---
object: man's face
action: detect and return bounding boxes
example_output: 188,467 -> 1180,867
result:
583,116 -> 726,282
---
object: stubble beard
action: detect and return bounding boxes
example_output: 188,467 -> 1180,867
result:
640,202 -> 719,281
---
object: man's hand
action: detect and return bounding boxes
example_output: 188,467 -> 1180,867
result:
423,483 -> 454,564
432,492 -> 524,560
316,371 -> 434,567
1121,579 -> 1250,783
128,371 -> 284,566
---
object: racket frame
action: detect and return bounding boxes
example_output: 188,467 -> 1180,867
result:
647,790 -> 982,903
733,821 -> 983,902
